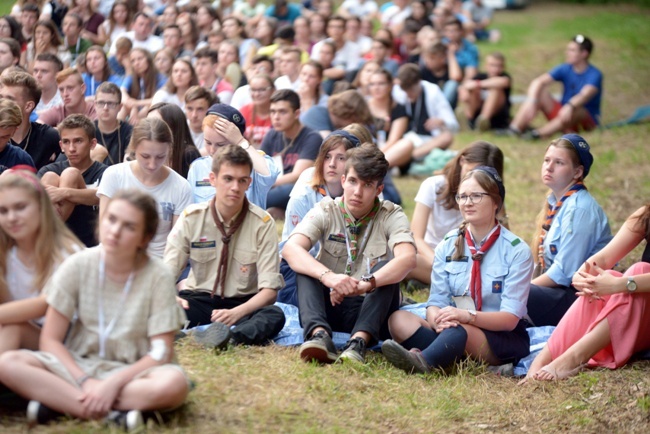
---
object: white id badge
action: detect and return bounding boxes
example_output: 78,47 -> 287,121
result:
272,155 -> 285,176
451,295 -> 476,310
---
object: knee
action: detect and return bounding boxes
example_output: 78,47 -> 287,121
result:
153,370 -> 189,408
0,351 -> 27,380
61,167 -> 82,182
387,310 -> 415,339
40,171 -> 60,186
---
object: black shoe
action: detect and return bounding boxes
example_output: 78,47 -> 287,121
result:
337,337 -> 366,364
193,322 -> 232,350
106,410 -> 144,432
382,339 -> 431,375
299,330 -> 337,364
521,129 -> 541,140
26,400 -> 63,427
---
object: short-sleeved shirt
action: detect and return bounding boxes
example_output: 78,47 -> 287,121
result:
260,126 -> 322,175
83,73 -> 123,97
94,120 -> 133,166
121,73 -> 167,99
41,247 -> 184,372
300,106 -> 334,133
97,162 -> 192,257
427,225 -> 533,319
0,143 -> 35,169
549,63 -> 603,124
10,122 -> 61,170
240,104 -> 273,148
540,189 -> 611,286
414,175 -> 464,250
448,39 -> 479,71
164,201 -> 284,298
264,4 -> 302,25
38,160 -> 107,247
290,197 -> 415,279
186,153 -> 279,209
37,101 -> 97,127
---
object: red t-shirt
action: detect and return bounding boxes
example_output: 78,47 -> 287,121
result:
240,104 -> 272,148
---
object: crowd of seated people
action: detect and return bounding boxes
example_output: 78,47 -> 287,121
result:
0,0 -> 643,431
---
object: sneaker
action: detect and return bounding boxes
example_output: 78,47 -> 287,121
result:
26,400 -> 63,426
193,322 -> 232,350
521,129 -> 541,141
299,330 -> 337,364
476,115 -> 491,132
337,337 -> 366,364
106,410 -> 144,432
382,339 -> 431,375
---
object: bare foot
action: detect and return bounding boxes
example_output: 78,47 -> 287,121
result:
533,362 -> 586,381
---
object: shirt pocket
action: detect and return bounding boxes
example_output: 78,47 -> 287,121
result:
232,249 -> 258,292
321,240 -> 348,274
444,261 -> 469,296
482,266 -> 508,311
190,246 -> 218,283
363,242 -> 388,272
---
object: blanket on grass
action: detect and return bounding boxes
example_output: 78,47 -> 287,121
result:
188,302 -> 554,376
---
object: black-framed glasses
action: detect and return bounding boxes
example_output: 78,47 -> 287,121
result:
455,192 -> 490,205
96,101 -> 120,109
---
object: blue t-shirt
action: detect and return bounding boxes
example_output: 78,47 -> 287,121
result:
121,73 -> 167,98
83,73 -> 124,97
264,4 -> 302,25
549,63 -> 603,124
443,38 -> 479,71
0,144 -> 36,169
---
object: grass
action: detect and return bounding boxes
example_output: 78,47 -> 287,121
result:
2,1 -> 650,433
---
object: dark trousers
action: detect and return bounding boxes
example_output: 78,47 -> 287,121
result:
266,183 -> 294,209
296,272 -> 400,344
178,291 -> 286,345
277,258 -> 299,307
526,284 -> 578,327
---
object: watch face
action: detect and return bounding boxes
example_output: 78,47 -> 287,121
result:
628,279 -> 637,291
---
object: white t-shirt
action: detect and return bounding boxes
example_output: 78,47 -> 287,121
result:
97,162 -> 192,257
151,89 -> 184,109
108,31 -> 164,55
311,39 -> 362,71
341,0 -> 379,17
230,84 -> 251,110
189,127 -> 204,151
414,175 -> 464,250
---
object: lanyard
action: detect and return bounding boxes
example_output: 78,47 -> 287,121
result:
139,78 -> 145,100
97,249 -> 135,358
90,75 -> 96,95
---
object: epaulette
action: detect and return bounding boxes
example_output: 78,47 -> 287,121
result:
183,202 -> 209,217
381,200 -> 395,212
318,196 -> 336,210
248,202 -> 273,223
499,227 -> 522,247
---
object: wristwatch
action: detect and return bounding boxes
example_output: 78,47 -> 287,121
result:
239,139 -> 250,150
626,277 -> 637,293
361,274 -> 376,292
467,309 -> 477,324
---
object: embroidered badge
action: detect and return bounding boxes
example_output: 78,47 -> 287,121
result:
291,214 -> 300,227
550,244 -> 558,255
369,258 -> 378,269
492,281 -> 503,293
328,233 -> 346,243
240,265 -> 249,274
446,256 -> 469,262
191,240 -> 216,249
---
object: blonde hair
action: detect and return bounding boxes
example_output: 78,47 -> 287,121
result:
0,99 -> 23,129
0,171 -> 80,303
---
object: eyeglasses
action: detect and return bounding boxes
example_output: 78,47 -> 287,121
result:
250,87 -> 272,93
455,192 -> 490,205
96,101 -> 120,109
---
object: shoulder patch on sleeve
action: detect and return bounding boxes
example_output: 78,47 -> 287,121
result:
247,203 -> 274,223
381,200 -> 396,211
511,238 -> 521,247
183,202 -> 207,216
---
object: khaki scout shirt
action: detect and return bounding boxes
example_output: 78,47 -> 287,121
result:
164,201 -> 284,298
290,197 -> 415,280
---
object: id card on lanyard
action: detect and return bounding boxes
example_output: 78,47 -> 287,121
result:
97,249 -> 135,358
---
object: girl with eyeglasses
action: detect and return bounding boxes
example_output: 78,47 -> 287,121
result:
382,167 -> 533,375
526,134 -> 611,327
408,141 -> 505,286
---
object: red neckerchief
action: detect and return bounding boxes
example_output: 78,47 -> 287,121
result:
464,223 -> 501,311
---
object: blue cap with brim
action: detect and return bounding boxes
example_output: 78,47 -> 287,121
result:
560,133 -> 593,178
206,104 -> 246,135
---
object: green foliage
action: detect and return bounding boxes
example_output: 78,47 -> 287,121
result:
557,0 -> 650,6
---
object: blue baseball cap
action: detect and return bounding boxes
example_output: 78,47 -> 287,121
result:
560,133 -> 593,178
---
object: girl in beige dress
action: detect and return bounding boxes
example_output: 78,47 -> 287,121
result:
0,190 -> 189,429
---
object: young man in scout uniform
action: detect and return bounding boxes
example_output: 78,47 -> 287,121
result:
164,145 -> 285,349
282,144 -> 416,364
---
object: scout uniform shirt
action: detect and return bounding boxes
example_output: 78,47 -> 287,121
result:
427,225 -> 533,319
290,197 -> 415,280
164,201 -> 284,298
